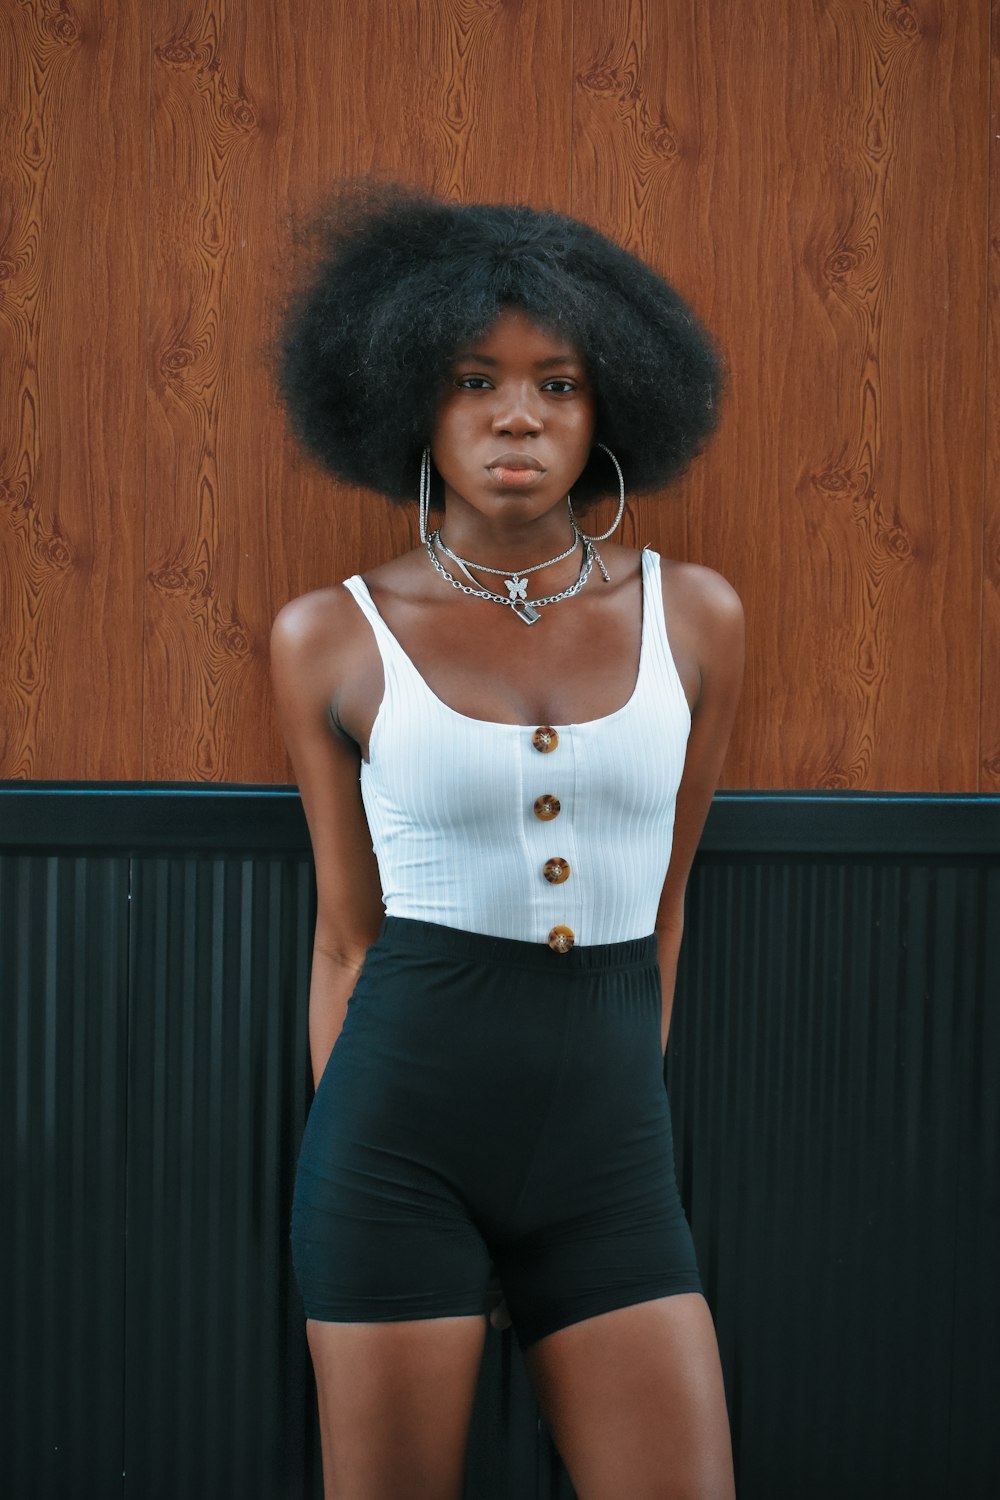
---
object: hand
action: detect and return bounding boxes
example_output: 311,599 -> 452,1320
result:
486,1268 -> 512,1330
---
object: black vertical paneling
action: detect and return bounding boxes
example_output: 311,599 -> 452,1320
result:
948,862 -> 1000,1496
0,853 -> 129,1499
669,855 -> 1000,1500
2,788 -> 998,1499
123,854 -> 320,1500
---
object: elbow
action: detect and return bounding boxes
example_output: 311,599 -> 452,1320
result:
312,928 -> 378,974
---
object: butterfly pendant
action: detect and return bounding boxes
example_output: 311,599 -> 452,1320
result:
504,576 -> 528,601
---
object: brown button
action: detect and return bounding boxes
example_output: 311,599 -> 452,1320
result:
533,794 -> 561,821
532,726 -> 559,753
547,925 -> 575,953
543,857 -> 570,885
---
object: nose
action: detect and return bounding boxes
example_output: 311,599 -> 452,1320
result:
491,382 -> 544,437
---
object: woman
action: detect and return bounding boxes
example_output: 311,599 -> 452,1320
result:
271,182 -> 744,1500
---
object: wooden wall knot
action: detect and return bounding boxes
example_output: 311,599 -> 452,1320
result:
885,1 -> 920,40
646,125 -> 679,161
864,118 -> 887,158
879,526 -> 913,560
577,67 -> 636,103
24,127 -> 45,166
161,343 -> 197,381
809,463 -> 866,500
215,623 -> 250,657
222,97 -> 258,132
0,259 -> 17,283
155,38 -> 201,69
41,534 -> 72,569
43,7 -> 82,46
148,563 -> 196,596
824,245 -> 863,285
0,476 -> 31,513
819,769 -> 855,790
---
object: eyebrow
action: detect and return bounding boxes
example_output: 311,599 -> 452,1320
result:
451,352 -> 584,368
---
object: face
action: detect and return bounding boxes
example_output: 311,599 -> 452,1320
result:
430,307 -> 596,536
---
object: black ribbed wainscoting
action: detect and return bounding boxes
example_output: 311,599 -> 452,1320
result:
670,854 -> 999,1498
0,852 -> 130,1496
1,785 -> 998,1500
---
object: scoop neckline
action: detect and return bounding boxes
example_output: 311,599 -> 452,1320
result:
349,551 -> 656,733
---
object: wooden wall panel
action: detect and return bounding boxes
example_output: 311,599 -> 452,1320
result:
143,0 -> 573,781
573,0 -> 988,791
144,2 -> 279,781
0,0 -> 995,789
0,0 -> 146,778
984,0 -> 1000,791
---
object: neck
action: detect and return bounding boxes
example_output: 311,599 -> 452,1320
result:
439,504 -> 575,572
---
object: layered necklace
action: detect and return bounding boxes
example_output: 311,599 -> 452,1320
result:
425,524 -> 606,625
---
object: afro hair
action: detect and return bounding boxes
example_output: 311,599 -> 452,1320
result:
276,180 -> 724,506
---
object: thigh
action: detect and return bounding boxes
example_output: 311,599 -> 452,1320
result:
524,1294 -> 735,1500
307,1314 -> 489,1500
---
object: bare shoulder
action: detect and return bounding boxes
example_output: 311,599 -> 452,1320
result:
657,555 -> 744,713
270,583 -> 377,735
271,584 -> 360,650
271,583 -> 369,678
658,555 -> 744,628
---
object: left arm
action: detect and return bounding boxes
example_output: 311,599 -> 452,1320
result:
656,563 -> 746,1053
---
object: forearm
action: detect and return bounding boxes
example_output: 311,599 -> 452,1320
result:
655,922 -> 684,1055
308,942 -> 369,1089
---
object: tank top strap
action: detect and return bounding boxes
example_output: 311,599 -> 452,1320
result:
342,575 -> 409,676
638,546 -> 688,717
640,546 -> 667,645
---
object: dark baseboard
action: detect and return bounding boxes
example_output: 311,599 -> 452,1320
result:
2,782 -> 998,855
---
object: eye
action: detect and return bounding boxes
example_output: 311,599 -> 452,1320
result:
454,375 -> 493,390
542,378 -> 578,394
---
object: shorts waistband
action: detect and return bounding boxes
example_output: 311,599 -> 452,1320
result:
377,917 -> 658,974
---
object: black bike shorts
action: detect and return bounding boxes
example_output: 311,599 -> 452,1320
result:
290,916 -> 702,1351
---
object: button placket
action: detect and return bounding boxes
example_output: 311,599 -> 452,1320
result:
528,726 -> 576,950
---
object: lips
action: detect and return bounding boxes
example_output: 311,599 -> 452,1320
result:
486,453 -> 544,472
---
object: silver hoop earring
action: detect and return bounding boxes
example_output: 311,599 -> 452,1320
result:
418,447 -> 431,544
567,443 -> 625,544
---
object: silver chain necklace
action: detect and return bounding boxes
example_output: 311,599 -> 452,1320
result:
435,527 -> 580,602
425,529 -> 595,625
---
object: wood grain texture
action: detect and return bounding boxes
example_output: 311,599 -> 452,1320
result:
984,0 -> 1000,790
0,0 -> 146,777
0,0 -> 994,788
574,0 -> 988,790
144,0 -> 573,780
144,1 -> 274,780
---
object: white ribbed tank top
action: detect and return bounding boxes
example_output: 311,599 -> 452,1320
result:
343,547 -> 691,947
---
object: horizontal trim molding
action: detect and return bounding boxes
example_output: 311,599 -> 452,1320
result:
1,783 -> 998,855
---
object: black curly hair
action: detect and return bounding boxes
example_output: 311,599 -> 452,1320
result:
276,180 -> 724,507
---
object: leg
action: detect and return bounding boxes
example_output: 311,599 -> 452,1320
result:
306,1313 -> 488,1500
523,1294 -> 735,1500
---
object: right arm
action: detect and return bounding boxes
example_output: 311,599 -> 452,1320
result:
269,591 -> 385,1090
